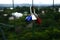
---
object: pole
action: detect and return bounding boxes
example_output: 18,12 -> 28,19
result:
12,0 -> 14,9
0,27 -> 7,40
31,0 -> 35,39
53,0 -> 54,7
53,0 -> 54,11
32,0 -> 34,13
12,0 -> 17,38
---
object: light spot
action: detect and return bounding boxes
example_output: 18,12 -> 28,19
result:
3,14 -> 8,16
10,8 -> 13,10
9,16 -> 14,20
58,8 -> 60,12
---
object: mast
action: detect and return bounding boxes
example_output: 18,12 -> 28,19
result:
12,0 -> 14,9
32,0 -> 34,13
53,0 -> 54,11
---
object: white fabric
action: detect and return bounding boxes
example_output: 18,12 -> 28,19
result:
31,13 -> 37,20
29,6 -> 37,20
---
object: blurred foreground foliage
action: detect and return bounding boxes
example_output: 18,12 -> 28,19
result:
0,6 -> 60,40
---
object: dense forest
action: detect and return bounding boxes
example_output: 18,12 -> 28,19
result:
0,6 -> 60,40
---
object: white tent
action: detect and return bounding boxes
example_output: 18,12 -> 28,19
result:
12,12 -> 23,18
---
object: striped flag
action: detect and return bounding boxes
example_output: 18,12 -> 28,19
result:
33,8 -> 42,24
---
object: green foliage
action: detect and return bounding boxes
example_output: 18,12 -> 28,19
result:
0,7 -> 60,40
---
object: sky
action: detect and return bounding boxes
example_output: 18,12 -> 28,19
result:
0,0 -> 60,4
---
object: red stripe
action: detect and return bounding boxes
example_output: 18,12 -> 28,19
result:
36,17 -> 42,24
